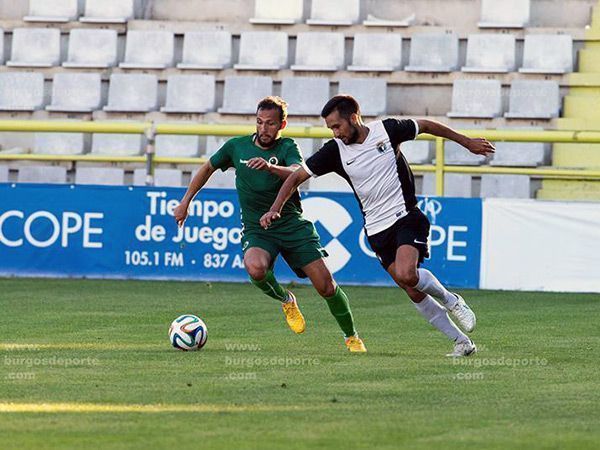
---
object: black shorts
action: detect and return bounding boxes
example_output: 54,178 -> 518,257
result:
367,208 -> 430,269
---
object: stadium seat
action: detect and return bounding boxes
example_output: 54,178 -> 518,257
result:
447,80 -> 502,118
363,13 -> 415,27
480,174 -> 531,198
478,0 -> 530,28
505,80 -> 560,119
155,135 -> 200,157
0,30 -> 4,65
348,33 -> 403,72
206,136 -> 233,156
33,133 -> 86,155
24,0 -> 80,22
0,73 -> 45,111
281,77 -> 330,116
18,166 -> 67,184
133,169 -> 183,187
307,0 -> 360,25
7,28 -> 61,67
337,78 -> 387,116
91,134 -> 143,156
0,165 -> 7,182
519,35 -> 573,74
490,142 -> 548,167
177,31 -> 232,70
250,0 -> 303,24
75,167 -> 125,185
444,141 -> 489,165
218,76 -> 273,114
120,31 -> 175,69
80,0 -> 135,23
161,75 -> 216,114
63,29 -> 118,68
291,32 -> 345,71
308,173 -> 352,192
405,33 -> 459,72
401,141 -> 433,164
104,74 -> 159,113
234,32 -> 289,70
422,173 -> 472,198
204,168 -> 236,189
462,34 -> 516,73
47,73 -> 102,113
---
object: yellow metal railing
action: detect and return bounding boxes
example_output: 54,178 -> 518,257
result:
1,120 -> 600,196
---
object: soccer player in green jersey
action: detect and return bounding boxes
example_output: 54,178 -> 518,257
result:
174,96 -> 366,352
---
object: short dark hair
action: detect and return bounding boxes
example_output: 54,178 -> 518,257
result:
321,95 -> 361,119
257,96 -> 288,122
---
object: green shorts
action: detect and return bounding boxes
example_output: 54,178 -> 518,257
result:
242,219 -> 328,278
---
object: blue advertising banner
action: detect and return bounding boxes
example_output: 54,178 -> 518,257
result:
0,184 -> 481,288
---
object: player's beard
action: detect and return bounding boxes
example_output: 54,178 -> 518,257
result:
345,125 -> 360,145
257,134 -> 276,148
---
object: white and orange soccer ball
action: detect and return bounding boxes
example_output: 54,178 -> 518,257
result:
168,314 -> 208,351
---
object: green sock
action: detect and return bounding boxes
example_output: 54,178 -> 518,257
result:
324,286 -> 357,338
250,270 -> 288,302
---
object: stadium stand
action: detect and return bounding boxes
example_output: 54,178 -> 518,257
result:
63,29 -> 119,68
447,80 -> 503,118
155,135 -> 201,157
505,80 -> 561,119
18,166 -> 67,184
133,168 -> 183,187
203,168 -> 236,189
422,173 -> 472,198
478,0 -> 530,28
120,31 -> 175,69
306,0 -> 360,26
405,33 -> 459,72
480,174 -> 531,198
177,31 -> 233,70
47,73 -> 102,113
103,74 -> 159,113
444,141 -> 489,165
91,134 -> 143,156
75,167 -> 125,185
7,28 -> 61,67
80,0 -> 136,24
462,34 -> 516,73
0,73 -> 45,111
234,32 -> 289,70
218,76 -> 273,114
348,33 -> 403,72
281,77 -> 330,116
491,142 -> 548,167
519,34 -> 574,74
308,173 -> 353,192
0,165 -> 7,182
0,30 -> 3,64
24,0 -> 80,23
161,75 -> 216,114
401,141 -> 433,165
337,78 -> 387,117
33,133 -> 86,155
291,32 -> 345,71
250,0 -> 304,25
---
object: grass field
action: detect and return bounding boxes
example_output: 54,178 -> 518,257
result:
0,278 -> 599,449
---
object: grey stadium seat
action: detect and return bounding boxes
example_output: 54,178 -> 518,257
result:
405,33 -> 459,72
444,141 -> 489,165
480,175 -> 531,198
63,29 -> 118,68
218,76 -> 273,115
161,75 -> 216,114
338,78 -> 387,116
462,34 -> 516,73
291,32 -> 345,71
250,0 -> 303,24
0,30 -> 4,65
234,32 -> 288,70
155,135 -> 200,158
491,142 -> 548,167
307,0 -> 360,26
120,31 -> 175,69
47,73 -> 102,113
18,166 -> 67,184
348,33 -> 403,72
204,168 -> 237,189
33,133 -> 86,155
0,165 -> 8,182
206,136 -> 233,156
7,28 -> 61,67
422,173 -> 472,198
133,169 -> 183,187
80,0 -> 135,23
401,141 -> 433,165
24,0 -> 80,22
447,80 -> 502,119
91,134 -> 143,156
281,77 -> 330,116
0,73 -> 45,111
519,34 -> 573,74
104,74 -> 159,113
308,173 -> 352,192
505,80 -> 560,119
478,0 -> 530,28
177,31 -> 232,70
76,167 -> 124,186
363,13 -> 415,27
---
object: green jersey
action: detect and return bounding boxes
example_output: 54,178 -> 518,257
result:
209,135 -> 304,231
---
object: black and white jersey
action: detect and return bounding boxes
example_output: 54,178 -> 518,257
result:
304,118 -> 419,236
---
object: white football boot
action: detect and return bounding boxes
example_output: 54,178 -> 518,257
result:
448,293 -> 476,332
446,338 -> 477,357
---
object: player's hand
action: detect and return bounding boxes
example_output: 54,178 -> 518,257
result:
260,211 -> 281,229
465,138 -> 495,156
174,201 -> 189,228
246,157 -> 271,171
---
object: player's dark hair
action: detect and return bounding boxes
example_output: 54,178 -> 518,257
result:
257,96 -> 288,122
321,95 -> 361,119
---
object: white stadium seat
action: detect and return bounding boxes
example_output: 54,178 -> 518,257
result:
155,135 -> 200,158
80,0 -> 136,23
405,33 -> 459,72
401,141 -> 433,165
234,32 -> 289,70
47,73 -> 102,113
444,141 -> 489,165
204,168 -> 236,189
292,32 -> 345,71
307,0 -> 360,26
120,31 -> 175,69
363,13 -> 415,27
491,142 -> 548,167
519,34 -> 573,74
422,173 -> 472,198
0,73 -> 45,111
75,167 -> 125,186
91,134 -> 143,156
206,136 -> 233,156
0,30 -> 4,64
24,0 -> 80,22
18,166 -> 67,184
462,34 -> 516,73
281,77 -> 330,116
480,175 -> 531,198
478,0 -> 530,28
177,31 -> 233,70
250,0 -> 303,24
348,33 -> 403,72
161,75 -> 216,114
133,169 -> 183,187
33,133 -> 86,155
218,76 -> 273,115
7,28 -> 61,67
337,78 -> 387,116
104,74 -> 159,113
447,80 -> 503,119
505,80 -> 560,119
63,29 -> 118,68
308,173 -> 352,192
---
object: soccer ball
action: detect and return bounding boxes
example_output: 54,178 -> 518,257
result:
169,314 -> 208,351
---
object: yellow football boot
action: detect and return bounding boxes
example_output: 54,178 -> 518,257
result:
281,291 -> 306,334
345,335 -> 367,353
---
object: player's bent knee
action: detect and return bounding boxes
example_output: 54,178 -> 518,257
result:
244,260 -> 268,281
395,268 -> 418,288
315,280 -> 336,298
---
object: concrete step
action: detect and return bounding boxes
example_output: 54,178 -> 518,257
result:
556,118 -> 600,130
578,49 -> 600,72
537,188 -> 600,200
552,143 -> 600,168
563,95 -> 600,119
541,179 -> 600,191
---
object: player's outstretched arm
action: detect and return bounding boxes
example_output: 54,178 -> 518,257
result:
246,157 -> 300,180
174,160 -> 217,227
260,167 -> 311,229
416,119 -> 495,156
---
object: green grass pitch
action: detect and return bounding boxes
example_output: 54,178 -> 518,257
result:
0,278 -> 599,449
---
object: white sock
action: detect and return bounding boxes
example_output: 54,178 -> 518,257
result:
414,268 -> 457,309
413,295 -> 467,343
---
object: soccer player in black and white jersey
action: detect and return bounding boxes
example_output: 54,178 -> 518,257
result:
260,95 -> 495,357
